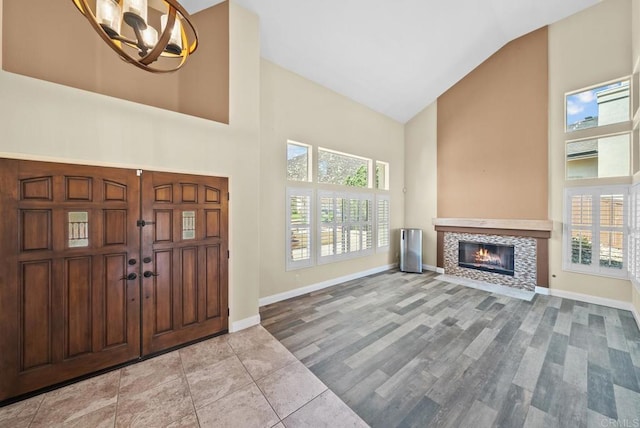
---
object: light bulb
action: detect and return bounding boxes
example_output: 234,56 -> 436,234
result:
161,14 -> 183,55
123,0 -> 148,27
96,0 -> 122,37
142,26 -> 158,49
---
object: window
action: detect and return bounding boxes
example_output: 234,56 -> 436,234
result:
287,141 -> 312,182
377,196 -> 390,248
564,186 -> 627,278
318,191 -> 373,264
634,126 -> 640,175
376,161 -> 389,190
566,80 -> 630,132
565,78 -> 631,180
317,148 -> 371,188
286,188 -> 313,270
629,183 -> 640,286
285,141 -> 390,269
566,134 -> 630,179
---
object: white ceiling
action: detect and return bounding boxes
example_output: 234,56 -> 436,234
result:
181,0 -> 600,123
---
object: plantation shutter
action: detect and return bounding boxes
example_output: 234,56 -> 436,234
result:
286,188 -> 313,270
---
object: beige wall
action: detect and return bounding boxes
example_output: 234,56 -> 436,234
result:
404,102 -> 438,268
2,0 -> 229,123
0,2 -> 260,326
437,27 -> 549,220
548,0 -> 632,302
259,60 -> 405,299
632,0 -> 640,317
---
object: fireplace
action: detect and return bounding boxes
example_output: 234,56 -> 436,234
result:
434,218 -> 552,291
458,241 -> 515,276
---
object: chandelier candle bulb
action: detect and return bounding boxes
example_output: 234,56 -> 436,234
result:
161,14 -> 182,55
142,26 -> 158,49
123,0 -> 147,25
96,0 -> 122,37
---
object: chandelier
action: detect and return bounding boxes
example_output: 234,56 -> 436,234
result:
72,0 -> 199,73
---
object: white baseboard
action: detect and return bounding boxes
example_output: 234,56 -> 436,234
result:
423,264 -> 445,274
259,264 -> 397,307
544,288 -> 634,312
535,286 -> 550,295
546,288 -> 640,329
229,315 -> 261,333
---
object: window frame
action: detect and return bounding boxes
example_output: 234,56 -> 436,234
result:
564,77 -> 633,181
317,147 -> 373,188
376,161 -> 390,190
565,131 -> 632,180
628,183 -> 640,288
563,185 -> 628,279
287,140 -> 313,183
564,77 -> 631,134
285,187 -> 314,271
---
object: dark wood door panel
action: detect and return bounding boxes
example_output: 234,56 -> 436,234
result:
0,159 -> 141,401
204,244 -> 222,320
19,260 -> 53,371
64,256 -> 93,359
141,171 -> 228,355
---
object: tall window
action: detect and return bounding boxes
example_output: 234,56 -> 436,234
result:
376,161 -> 389,190
286,188 -> 313,270
565,78 -> 631,180
287,141 -> 312,182
564,186 -> 627,278
318,191 -> 373,264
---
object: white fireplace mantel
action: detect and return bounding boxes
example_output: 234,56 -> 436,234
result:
432,218 -> 553,232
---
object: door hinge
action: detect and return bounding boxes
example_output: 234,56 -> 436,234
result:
227,192 -> 230,201
227,308 -> 230,316
227,250 -> 230,259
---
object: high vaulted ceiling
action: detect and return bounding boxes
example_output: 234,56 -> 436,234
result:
181,0 -> 600,123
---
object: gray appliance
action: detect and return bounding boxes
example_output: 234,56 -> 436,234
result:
400,228 -> 422,273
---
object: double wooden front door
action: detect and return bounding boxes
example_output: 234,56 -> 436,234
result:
0,159 -> 228,402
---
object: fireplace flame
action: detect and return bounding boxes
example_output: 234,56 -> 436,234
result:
474,248 -> 503,266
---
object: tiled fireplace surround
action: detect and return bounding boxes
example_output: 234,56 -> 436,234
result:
434,218 -> 553,291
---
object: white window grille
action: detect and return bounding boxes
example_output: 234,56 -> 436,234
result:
318,191 -> 374,264
286,188 -> 313,270
377,196 -> 390,249
563,185 -> 628,278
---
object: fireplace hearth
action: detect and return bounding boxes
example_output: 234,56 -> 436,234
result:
458,241 -> 515,276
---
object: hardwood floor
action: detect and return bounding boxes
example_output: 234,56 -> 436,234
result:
260,269 -> 640,428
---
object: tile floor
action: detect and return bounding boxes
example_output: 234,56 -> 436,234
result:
0,326 -> 367,428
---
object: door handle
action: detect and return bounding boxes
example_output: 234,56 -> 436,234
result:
143,271 -> 160,278
120,273 -> 137,281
